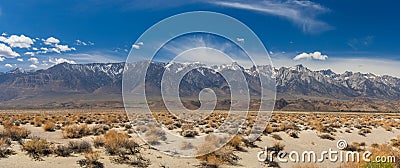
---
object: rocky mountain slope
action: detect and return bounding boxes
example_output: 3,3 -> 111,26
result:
0,61 -> 399,111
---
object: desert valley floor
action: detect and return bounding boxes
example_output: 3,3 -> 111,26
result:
0,109 -> 399,168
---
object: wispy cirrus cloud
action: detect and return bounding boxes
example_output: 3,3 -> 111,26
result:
212,0 -> 332,34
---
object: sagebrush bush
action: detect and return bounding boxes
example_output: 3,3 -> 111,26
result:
0,138 -> 13,158
68,140 -> 92,153
4,126 -> 30,141
104,130 -> 139,156
318,134 -> 335,141
22,139 -> 52,160
144,127 -> 166,145
42,121 -> 56,132
93,136 -> 106,148
77,151 -> 104,168
197,145 -> 239,167
54,145 -> 72,157
62,124 -> 91,139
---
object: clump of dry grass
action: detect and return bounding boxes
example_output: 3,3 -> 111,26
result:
53,145 -> 72,157
196,134 -> 246,167
269,141 -> 285,152
110,154 -> 150,167
227,135 -> 244,151
68,140 -> 92,154
197,145 -> 239,168
103,130 -> 139,156
180,124 -> 199,137
22,139 -> 52,160
77,151 -> 104,168
390,135 -> 400,149
1,125 -> 30,141
62,124 -> 91,139
271,134 -> 282,140
0,138 -> 13,158
318,134 -> 335,141
144,127 -> 166,145
357,128 -> 371,136
42,121 -> 56,132
93,136 -> 106,148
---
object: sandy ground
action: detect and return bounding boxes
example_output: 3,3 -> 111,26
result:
0,126 -> 398,168
0,114 -> 399,168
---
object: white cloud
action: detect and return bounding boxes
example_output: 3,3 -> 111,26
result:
0,34 -> 34,48
5,64 -> 12,68
29,64 -> 38,69
32,47 -> 38,51
0,57 -> 5,62
17,58 -> 23,62
44,37 -> 60,45
49,48 -> 61,54
55,44 -> 76,52
212,0 -> 332,33
64,52 -> 124,63
132,42 -> 144,50
132,44 -> 140,49
24,52 -> 35,56
76,40 -> 87,46
293,51 -> 328,61
88,41 -> 95,46
236,38 -> 245,43
1,33 -> 6,36
49,58 -> 76,65
28,57 -> 39,64
0,43 -> 20,58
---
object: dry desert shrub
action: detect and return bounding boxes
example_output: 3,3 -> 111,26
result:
32,117 -> 45,127
180,124 -> 199,137
269,141 -> 285,152
0,138 -> 13,158
93,136 -> 106,148
1,125 -> 30,141
110,154 -> 150,167
390,136 -> 400,149
68,140 -> 92,153
103,130 -> 139,156
358,128 -> 371,136
54,144 -> 72,157
382,123 -> 392,131
263,124 -> 274,134
62,124 -> 90,138
196,134 -> 247,167
144,127 -> 166,145
42,121 -> 56,132
318,134 -> 335,141
197,145 -> 239,168
271,134 -> 283,140
22,139 -> 52,160
227,135 -> 243,151
77,151 -> 104,168
2,120 -> 13,129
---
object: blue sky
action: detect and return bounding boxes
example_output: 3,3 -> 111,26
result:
0,0 -> 399,76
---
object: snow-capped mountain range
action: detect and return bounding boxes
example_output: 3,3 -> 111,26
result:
0,61 -> 399,110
